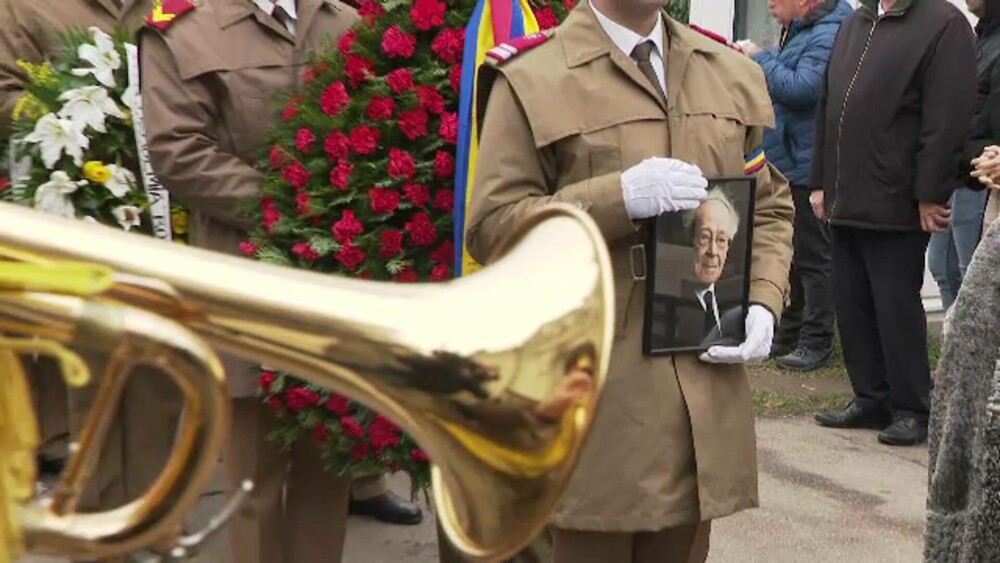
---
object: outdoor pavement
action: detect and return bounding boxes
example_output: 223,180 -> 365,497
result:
20,417 -> 929,563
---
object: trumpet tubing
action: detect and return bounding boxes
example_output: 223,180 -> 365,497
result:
0,202 -> 613,561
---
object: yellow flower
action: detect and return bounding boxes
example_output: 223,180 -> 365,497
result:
171,210 -> 189,236
12,94 -> 48,121
82,161 -> 112,184
15,60 -> 57,88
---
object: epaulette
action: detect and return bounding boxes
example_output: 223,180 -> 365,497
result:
485,30 -> 554,64
689,24 -> 745,54
146,0 -> 196,31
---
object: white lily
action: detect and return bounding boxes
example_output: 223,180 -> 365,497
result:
103,164 -> 136,198
71,27 -> 121,88
112,205 -> 142,232
34,171 -> 84,218
58,86 -> 125,133
120,84 -> 138,114
23,113 -> 90,168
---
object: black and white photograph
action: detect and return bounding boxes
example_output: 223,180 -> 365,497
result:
643,177 -> 756,355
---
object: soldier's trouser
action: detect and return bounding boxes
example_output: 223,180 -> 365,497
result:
226,397 -> 352,563
69,361 -> 184,563
551,522 -> 712,563
351,471 -> 391,501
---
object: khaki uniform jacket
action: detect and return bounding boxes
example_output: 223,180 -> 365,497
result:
0,0 -> 154,143
140,0 -> 357,396
466,4 -> 794,532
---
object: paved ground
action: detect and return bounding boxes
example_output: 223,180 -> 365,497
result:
21,417 -> 928,563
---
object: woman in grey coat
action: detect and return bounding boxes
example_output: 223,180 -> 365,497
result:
925,218 -> 1000,562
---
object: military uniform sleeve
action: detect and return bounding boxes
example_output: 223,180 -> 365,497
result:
746,125 -> 794,318
140,30 -> 259,231
465,75 -> 634,264
0,0 -> 39,144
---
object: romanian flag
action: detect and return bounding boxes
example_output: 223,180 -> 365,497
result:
744,147 -> 767,176
453,0 -> 540,277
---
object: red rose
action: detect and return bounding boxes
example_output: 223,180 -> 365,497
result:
303,61 -> 329,83
269,144 -> 287,169
439,112 -> 459,144
292,242 -> 320,262
314,423 -> 328,443
295,192 -> 311,216
358,0 -> 384,21
434,150 -> 455,178
282,161 -> 311,190
349,125 -> 381,155
388,148 -> 417,179
406,212 -> 438,247
326,393 -> 351,416
332,209 -> 364,243
382,25 -> 417,59
403,183 -> 431,207
564,0 -> 576,10
430,262 -> 451,281
324,131 -> 350,161
263,207 -> 282,234
433,189 -> 454,212
449,65 -> 462,93
380,230 -> 404,258
282,96 -> 303,121
386,68 -> 415,93
398,109 -> 429,141
337,243 -> 367,271
410,0 -> 446,31
0,177 -> 9,192
431,240 -> 455,265
370,415 -> 401,450
411,448 -> 430,463
320,82 -> 350,117
351,443 -> 370,460
239,241 -> 259,257
370,187 -> 401,214
268,396 -> 284,414
416,85 -> 445,115
339,30 -> 357,54
258,370 -> 277,392
432,28 -> 465,65
340,416 -> 365,439
534,6 -> 559,30
366,96 -> 396,121
294,128 -> 316,152
394,267 -> 419,283
345,55 -> 375,88
330,161 -> 354,190
285,386 -> 321,412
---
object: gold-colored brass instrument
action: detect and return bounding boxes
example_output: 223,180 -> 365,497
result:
0,201 -> 613,562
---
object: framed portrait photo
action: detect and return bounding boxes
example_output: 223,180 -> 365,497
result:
642,176 -> 757,356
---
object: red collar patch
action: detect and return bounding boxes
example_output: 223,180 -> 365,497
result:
147,0 -> 196,31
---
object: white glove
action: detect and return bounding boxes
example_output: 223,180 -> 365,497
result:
621,157 -> 709,220
700,305 -> 774,364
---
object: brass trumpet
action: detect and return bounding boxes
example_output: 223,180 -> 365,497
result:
0,202 -> 613,562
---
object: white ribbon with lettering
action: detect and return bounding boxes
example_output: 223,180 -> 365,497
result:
125,43 -> 173,241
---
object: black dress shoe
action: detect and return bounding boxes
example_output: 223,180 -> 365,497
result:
776,347 -> 834,372
878,416 -> 928,446
349,491 -> 423,525
815,402 -> 891,429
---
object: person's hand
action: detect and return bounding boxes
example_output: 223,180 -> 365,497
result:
621,157 -> 709,220
971,146 -> 1000,190
809,189 -> 826,220
700,305 -> 774,364
736,39 -> 763,57
919,201 -> 951,233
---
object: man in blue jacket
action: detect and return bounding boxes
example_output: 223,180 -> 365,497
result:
740,0 -> 853,372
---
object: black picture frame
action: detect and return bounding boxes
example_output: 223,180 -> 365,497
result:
642,176 -> 757,356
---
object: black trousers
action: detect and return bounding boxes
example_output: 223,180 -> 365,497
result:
832,226 -> 931,419
775,187 -> 835,351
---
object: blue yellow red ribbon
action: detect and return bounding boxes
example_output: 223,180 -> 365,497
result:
453,0 -> 539,276
744,147 -> 767,176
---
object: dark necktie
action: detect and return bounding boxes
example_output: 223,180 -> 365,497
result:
703,290 -> 717,334
273,3 -> 294,34
630,41 -> 666,103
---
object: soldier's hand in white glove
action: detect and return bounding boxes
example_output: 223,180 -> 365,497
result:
699,305 -> 775,364
621,157 -> 709,220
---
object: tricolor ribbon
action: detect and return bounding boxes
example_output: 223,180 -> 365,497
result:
744,147 -> 767,176
453,0 -> 540,277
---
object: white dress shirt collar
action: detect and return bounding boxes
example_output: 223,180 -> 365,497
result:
589,1 -> 667,94
252,0 -> 298,33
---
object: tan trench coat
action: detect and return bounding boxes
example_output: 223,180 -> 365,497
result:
0,0 -> 154,143
466,4 -> 794,532
140,0 -> 358,396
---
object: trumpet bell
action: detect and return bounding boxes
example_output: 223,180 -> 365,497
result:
0,202 -> 613,561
